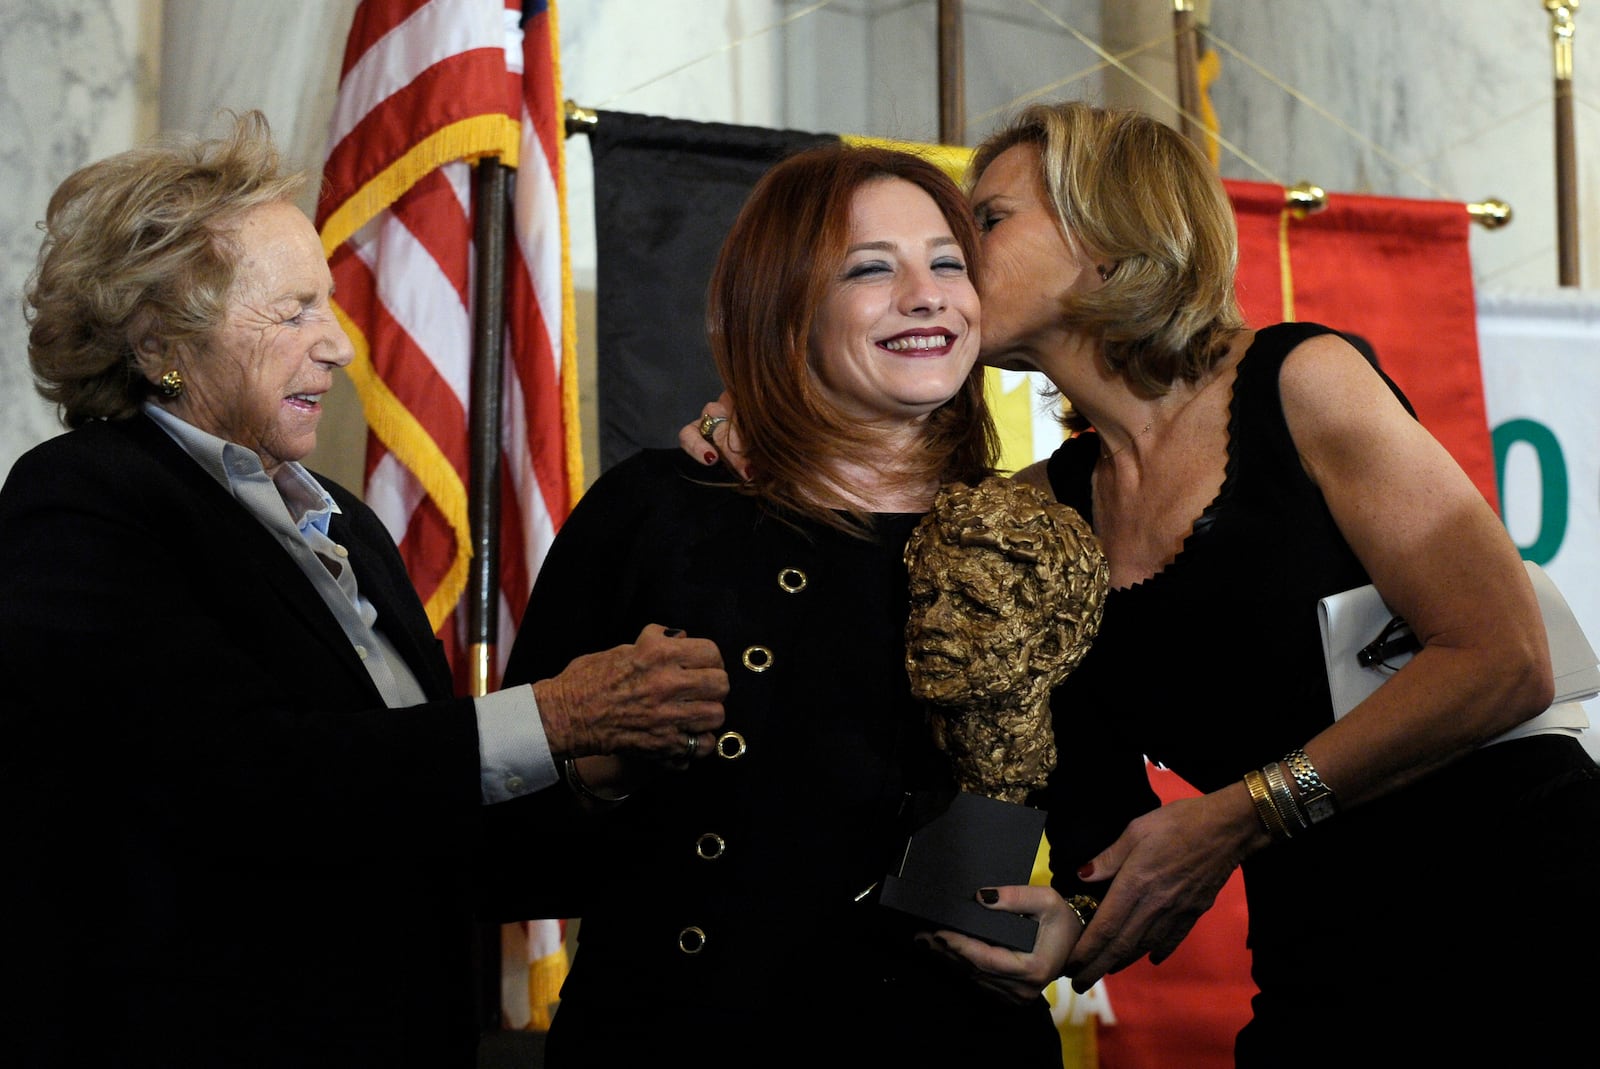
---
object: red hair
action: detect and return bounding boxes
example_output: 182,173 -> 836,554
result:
706,143 -> 996,532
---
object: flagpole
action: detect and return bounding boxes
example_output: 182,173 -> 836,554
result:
1545,1 -> 1581,286
1173,1 -> 1204,152
937,0 -> 964,144
467,156 -> 511,698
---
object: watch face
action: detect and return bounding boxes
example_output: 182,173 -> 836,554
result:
1305,793 -> 1338,824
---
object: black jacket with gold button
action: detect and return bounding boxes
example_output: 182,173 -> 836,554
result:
496,449 -> 1061,1066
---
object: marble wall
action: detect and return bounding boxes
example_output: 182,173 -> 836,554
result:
0,0 -> 156,479
1203,1 -> 1597,294
3,0 -> 1595,486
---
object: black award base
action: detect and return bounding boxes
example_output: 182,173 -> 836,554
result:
878,789 -> 1047,952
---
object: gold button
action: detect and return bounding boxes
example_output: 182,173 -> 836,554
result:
716,731 -> 747,759
678,926 -> 706,954
777,567 -> 807,593
741,645 -> 773,672
695,833 -> 725,860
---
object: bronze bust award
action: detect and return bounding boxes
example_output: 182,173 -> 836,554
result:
905,475 -> 1109,802
881,476 -> 1108,949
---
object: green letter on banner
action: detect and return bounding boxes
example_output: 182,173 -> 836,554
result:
1493,418 -> 1567,564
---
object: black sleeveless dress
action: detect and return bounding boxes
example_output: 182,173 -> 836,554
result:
1041,322 -> 1600,1066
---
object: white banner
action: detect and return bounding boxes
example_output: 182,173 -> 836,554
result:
1478,288 -> 1600,760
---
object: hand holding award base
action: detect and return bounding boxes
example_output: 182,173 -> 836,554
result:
881,476 -> 1108,950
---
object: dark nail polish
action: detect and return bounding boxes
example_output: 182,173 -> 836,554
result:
978,888 -> 999,905
1076,865 -> 1094,880
703,451 -> 717,465
664,628 -> 684,637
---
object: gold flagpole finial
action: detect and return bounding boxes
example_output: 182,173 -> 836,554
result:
564,100 -> 598,137
1468,198 -> 1513,229
1285,180 -> 1327,216
1547,2 -> 1579,81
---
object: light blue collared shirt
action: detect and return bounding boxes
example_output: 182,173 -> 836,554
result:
142,403 -> 554,802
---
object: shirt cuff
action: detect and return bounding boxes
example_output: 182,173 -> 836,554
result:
476,685 -> 559,804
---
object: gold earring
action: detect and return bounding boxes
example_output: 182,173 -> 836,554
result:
157,369 -> 185,398
1096,264 -> 1112,281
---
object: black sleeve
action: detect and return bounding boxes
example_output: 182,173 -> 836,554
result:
0,428 -> 484,868
485,450 -> 690,920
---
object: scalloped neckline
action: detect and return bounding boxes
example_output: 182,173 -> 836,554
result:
1096,350 -> 1248,595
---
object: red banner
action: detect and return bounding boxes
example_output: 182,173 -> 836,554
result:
1092,769 -> 1254,1069
1225,179 -> 1497,511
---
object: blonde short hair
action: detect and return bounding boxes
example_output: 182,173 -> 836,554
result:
969,100 -> 1244,401
24,110 -> 308,427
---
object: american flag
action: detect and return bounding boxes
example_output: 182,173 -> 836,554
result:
317,0 -> 578,687
317,0 -> 576,1031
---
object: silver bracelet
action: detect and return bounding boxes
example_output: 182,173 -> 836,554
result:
1262,760 -> 1308,830
561,757 -> 629,808
1283,748 -> 1338,824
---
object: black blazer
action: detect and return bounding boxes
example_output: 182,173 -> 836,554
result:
497,450 -> 1063,1067
0,415 -> 491,1067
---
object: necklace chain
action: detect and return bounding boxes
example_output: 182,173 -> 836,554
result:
1098,418 -> 1155,463
1096,364 -> 1231,464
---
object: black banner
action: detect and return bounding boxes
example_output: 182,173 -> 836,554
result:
591,110 -> 835,471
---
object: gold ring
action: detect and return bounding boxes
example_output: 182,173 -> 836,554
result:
1065,894 -> 1099,930
698,414 -> 728,445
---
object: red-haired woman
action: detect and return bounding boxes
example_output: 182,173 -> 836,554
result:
501,143 -> 1064,1066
